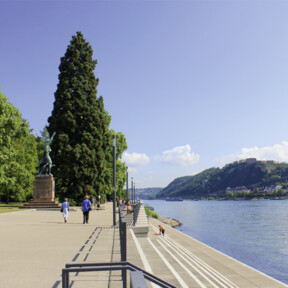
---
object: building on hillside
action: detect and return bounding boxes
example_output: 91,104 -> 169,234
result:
246,158 -> 257,165
260,185 -> 282,193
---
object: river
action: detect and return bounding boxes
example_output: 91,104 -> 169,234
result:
143,199 -> 288,285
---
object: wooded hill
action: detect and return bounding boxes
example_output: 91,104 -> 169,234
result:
135,187 -> 162,200
156,159 -> 288,199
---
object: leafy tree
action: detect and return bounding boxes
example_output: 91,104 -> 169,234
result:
226,191 -> 235,199
115,134 -> 129,200
47,32 -> 119,204
35,135 -> 45,161
275,189 -> 285,197
99,131 -> 128,201
0,89 -> 38,202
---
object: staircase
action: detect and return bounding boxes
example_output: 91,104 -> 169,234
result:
21,200 -> 61,209
132,204 -> 149,237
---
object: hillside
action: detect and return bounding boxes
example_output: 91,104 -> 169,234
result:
156,158 -> 288,199
135,187 -> 162,200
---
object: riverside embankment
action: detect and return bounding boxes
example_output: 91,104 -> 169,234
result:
145,199 -> 288,284
158,216 -> 182,227
1,203 -> 287,287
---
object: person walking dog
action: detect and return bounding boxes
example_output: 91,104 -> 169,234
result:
82,195 -> 91,224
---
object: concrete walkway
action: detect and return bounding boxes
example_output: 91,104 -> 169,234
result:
0,203 -> 287,288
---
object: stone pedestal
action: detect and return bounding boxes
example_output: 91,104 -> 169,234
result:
33,176 -> 55,201
22,176 -> 61,209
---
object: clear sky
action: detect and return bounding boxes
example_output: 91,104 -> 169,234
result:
1,0 -> 288,188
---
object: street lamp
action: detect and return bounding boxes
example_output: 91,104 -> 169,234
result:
126,167 -> 129,200
131,177 -> 133,203
113,135 -> 116,226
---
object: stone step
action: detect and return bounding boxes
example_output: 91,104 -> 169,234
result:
21,200 -> 61,209
133,205 -> 149,236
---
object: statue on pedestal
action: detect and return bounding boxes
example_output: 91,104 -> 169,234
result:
20,130 -> 61,208
37,131 -> 56,176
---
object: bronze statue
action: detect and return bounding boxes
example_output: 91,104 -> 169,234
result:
37,131 -> 56,176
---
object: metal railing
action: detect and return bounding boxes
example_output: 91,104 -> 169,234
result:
61,203 -> 176,288
132,202 -> 141,225
62,261 -> 177,288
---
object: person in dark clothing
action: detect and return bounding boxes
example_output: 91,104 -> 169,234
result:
82,195 -> 91,224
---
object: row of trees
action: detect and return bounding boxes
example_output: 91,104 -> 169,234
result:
1,32 -> 128,204
226,188 -> 288,200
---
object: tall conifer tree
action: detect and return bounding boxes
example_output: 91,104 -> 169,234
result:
48,32 -> 111,203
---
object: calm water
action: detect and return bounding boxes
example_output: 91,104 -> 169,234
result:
144,199 -> 288,284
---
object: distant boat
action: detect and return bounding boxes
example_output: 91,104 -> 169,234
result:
166,197 -> 183,201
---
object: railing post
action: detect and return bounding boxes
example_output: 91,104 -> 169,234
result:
62,269 -> 69,288
119,206 -> 127,288
122,220 -> 127,261
122,213 -> 127,287
62,270 -> 65,288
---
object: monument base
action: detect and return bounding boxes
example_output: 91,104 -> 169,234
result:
22,175 -> 61,209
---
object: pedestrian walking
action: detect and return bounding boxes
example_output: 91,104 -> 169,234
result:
62,198 -> 70,223
82,195 -> 91,224
126,200 -> 132,214
91,198 -> 95,210
97,200 -> 101,210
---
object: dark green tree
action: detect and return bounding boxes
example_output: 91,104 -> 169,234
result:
47,32 -> 111,204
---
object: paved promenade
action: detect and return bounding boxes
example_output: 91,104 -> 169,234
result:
0,203 -> 287,288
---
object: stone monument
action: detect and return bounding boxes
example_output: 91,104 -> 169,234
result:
22,132 -> 61,209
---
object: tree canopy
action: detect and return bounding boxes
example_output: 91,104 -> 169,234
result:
0,88 -> 38,202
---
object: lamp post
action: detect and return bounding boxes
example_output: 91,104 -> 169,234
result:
130,177 -> 133,203
126,167 -> 129,200
113,135 -> 116,226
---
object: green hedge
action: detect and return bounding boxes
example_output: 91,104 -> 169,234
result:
144,206 -> 159,219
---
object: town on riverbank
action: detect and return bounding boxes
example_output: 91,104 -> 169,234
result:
137,158 -> 288,201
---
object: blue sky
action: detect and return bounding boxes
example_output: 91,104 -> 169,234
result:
1,0 -> 288,188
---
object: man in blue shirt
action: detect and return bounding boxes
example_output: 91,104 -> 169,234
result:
82,195 -> 91,224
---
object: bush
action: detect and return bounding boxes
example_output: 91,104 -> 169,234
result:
144,206 -> 159,219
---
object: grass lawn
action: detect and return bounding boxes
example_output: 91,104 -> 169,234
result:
0,203 -> 26,213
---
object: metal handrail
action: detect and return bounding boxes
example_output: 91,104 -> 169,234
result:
62,208 -> 176,288
132,202 -> 141,225
62,261 -> 177,288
